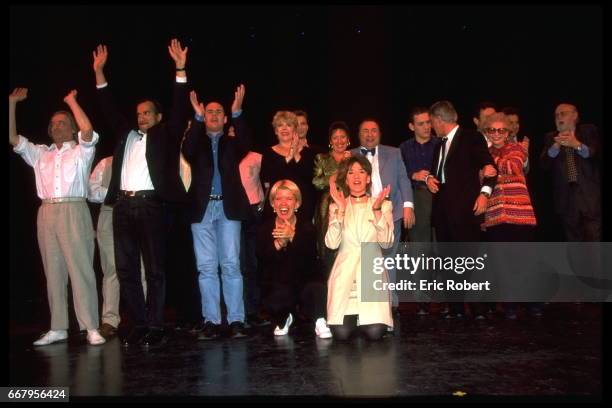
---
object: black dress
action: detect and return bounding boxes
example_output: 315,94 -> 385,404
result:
260,146 -> 317,223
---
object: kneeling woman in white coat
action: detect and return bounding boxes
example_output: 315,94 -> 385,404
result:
326,155 -> 394,341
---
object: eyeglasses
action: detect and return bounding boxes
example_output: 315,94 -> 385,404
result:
485,128 -> 509,135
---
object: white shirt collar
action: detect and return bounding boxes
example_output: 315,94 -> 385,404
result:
49,140 -> 77,152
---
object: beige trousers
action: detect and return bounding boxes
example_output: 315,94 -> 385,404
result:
37,201 -> 99,330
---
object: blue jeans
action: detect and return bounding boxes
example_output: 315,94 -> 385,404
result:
191,200 -> 244,324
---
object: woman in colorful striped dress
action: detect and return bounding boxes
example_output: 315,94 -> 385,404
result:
482,113 -> 536,241
481,113 -> 541,319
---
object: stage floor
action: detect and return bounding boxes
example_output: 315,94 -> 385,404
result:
8,303 -> 601,399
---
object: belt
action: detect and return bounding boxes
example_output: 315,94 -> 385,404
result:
118,190 -> 158,199
209,194 -> 223,200
42,197 -> 86,204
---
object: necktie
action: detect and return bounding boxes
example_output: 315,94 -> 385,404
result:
436,137 -> 448,181
564,146 -> 578,183
360,147 -> 376,156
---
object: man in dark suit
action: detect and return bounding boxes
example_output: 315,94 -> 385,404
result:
540,103 -> 601,241
182,86 -> 251,340
92,40 -> 190,346
426,101 -> 497,319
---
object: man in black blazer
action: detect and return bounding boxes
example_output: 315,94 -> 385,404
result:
92,40 -> 190,346
426,101 -> 497,318
182,86 -> 251,340
540,103 -> 601,241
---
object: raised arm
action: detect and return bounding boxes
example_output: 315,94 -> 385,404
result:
181,90 -> 204,161
167,39 -> 190,141
93,44 -> 131,137
168,38 -> 187,79
92,44 -> 108,86
63,90 -> 93,142
229,84 -> 251,159
9,88 -> 28,147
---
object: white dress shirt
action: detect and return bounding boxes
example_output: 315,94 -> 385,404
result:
363,145 -> 413,209
120,131 -> 155,191
14,131 -> 99,200
88,156 -> 113,203
96,76 -> 188,192
364,146 -> 383,197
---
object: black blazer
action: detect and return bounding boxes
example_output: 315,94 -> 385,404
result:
181,115 -> 251,223
97,80 -> 190,205
430,127 -> 496,222
539,123 -> 601,217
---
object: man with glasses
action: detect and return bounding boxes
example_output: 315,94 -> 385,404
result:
540,103 -> 601,241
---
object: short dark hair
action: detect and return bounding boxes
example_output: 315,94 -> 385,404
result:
136,98 -> 164,115
328,120 -> 350,139
473,101 -> 498,119
358,117 -> 380,132
294,110 -> 308,121
408,106 -> 429,124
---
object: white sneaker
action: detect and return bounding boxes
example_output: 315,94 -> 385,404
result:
315,317 -> 332,339
33,330 -> 68,346
273,313 -> 293,336
87,329 -> 106,346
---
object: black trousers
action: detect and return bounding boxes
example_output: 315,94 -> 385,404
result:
263,281 -> 326,328
432,187 -> 484,315
329,315 -> 387,341
113,196 -> 168,329
165,203 -> 201,325
241,204 -> 263,316
561,184 -> 601,241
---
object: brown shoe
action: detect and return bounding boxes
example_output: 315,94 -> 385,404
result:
99,323 -> 117,339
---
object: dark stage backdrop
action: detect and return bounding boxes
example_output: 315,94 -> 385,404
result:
9,5 -> 603,326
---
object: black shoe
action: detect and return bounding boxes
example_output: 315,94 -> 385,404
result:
190,320 -> 206,334
122,327 -> 148,347
247,314 -> 271,328
174,321 -> 192,331
229,321 -> 247,338
141,328 -> 167,347
197,322 -> 220,341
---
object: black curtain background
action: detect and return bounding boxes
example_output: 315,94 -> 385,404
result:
9,5 -> 603,327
